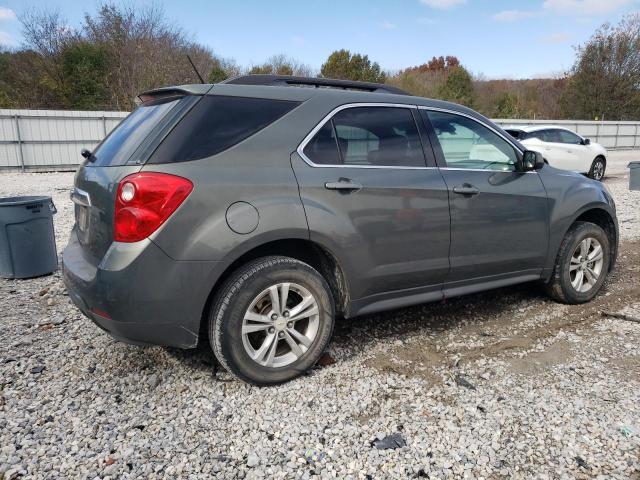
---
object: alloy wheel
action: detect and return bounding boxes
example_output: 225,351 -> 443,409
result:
241,282 -> 320,368
569,237 -> 604,293
592,161 -> 605,180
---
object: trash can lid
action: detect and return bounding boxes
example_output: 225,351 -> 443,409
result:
0,196 -> 52,207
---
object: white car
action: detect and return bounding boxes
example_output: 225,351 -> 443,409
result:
504,125 -> 607,181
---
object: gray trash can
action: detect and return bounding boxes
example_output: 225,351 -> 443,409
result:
0,196 -> 58,279
629,162 -> 640,191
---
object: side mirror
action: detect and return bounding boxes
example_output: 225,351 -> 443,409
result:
583,138 -> 591,145
522,150 -> 544,171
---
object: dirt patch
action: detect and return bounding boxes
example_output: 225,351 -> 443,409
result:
366,239 -> 640,379
364,343 -> 444,383
508,340 -> 574,375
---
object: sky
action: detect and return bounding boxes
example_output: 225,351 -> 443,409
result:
0,0 -> 638,79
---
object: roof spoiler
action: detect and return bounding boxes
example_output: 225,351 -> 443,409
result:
135,85 -> 214,105
221,74 -> 409,95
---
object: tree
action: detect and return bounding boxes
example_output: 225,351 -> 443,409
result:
386,55 -> 465,101
403,55 -> 461,74
494,92 -> 518,118
320,49 -> 386,83
438,66 -> 475,107
249,54 -> 312,76
61,42 -> 111,109
562,13 -> 640,120
208,62 -> 229,83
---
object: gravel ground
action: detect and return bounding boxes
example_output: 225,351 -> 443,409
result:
1,158 -> 640,479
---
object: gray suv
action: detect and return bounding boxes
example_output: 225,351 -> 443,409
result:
63,75 -> 618,385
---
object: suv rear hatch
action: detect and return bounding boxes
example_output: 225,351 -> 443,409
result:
71,89 -> 202,263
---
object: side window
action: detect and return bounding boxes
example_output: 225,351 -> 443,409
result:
424,111 -> 517,171
541,129 -> 562,143
149,96 -> 300,164
302,106 -> 426,167
557,129 -> 583,145
333,107 -> 424,167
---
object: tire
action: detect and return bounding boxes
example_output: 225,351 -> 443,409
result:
544,221 -> 610,304
588,156 -> 606,181
209,256 -> 335,385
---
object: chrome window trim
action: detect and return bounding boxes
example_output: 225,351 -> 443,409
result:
296,102 -> 432,170
438,167 -> 535,173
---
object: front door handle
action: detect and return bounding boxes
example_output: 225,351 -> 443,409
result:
452,184 -> 480,196
325,180 -> 363,192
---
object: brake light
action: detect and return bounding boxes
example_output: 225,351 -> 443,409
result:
114,172 -> 193,242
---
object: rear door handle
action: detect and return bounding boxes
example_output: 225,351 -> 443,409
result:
325,180 -> 362,192
452,185 -> 480,196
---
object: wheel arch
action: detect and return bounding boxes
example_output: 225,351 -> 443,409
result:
199,238 -> 350,341
558,205 -> 618,276
573,207 -> 617,268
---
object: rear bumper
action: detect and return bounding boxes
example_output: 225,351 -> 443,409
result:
62,228 -> 221,348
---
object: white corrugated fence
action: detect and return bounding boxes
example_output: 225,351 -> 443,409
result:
0,109 -> 639,171
0,109 -> 128,171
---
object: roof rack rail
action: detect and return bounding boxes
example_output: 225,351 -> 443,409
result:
221,74 -> 408,95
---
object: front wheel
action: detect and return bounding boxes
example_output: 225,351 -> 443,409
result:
209,256 -> 335,385
544,221 -> 610,304
588,156 -> 606,181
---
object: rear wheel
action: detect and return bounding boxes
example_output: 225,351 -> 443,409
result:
544,221 -> 610,304
209,256 -> 334,385
588,156 -> 606,181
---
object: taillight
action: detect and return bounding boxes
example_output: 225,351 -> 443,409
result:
114,172 -> 193,243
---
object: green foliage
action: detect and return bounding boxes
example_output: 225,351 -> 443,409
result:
561,13 -> 640,120
437,67 -> 475,107
320,49 -> 386,83
248,63 -> 293,75
494,92 -> 518,118
61,42 -> 111,109
248,55 -> 310,77
208,63 -> 230,83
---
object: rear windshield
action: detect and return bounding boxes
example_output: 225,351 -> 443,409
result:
147,95 -> 300,164
90,96 -> 184,167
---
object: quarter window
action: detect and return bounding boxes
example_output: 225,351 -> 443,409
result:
149,96 -> 299,164
424,111 -> 517,171
302,122 -> 341,165
302,107 -> 425,167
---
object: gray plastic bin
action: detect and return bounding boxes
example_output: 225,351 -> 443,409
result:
0,196 -> 58,279
629,162 -> 640,191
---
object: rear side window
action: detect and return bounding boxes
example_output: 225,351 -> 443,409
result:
91,96 -> 183,167
148,96 -> 299,164
505,129 -> 524,139
302,106 -> 425,167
